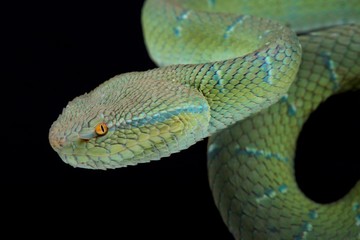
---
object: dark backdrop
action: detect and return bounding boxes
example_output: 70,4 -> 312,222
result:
7,1 -> 359,238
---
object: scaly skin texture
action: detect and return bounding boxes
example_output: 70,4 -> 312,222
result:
49,0 -> 360,239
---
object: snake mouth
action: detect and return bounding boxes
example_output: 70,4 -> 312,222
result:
57,150 -> 145,170
58,153 -> 110,170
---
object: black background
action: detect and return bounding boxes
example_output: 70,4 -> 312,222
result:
7,0 -> 359,238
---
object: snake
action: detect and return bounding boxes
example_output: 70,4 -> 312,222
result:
49,0 -> 360,239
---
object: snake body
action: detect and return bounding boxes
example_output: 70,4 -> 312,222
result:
49,0 -> 360,239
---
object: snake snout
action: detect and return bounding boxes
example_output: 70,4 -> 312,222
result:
48,121 -> 74,153
48,129 -> 66,153
50,136 -> 64,150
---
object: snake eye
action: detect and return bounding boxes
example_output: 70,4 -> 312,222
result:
95,123 -> 108,136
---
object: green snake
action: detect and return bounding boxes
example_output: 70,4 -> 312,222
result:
49,0 -> 360,239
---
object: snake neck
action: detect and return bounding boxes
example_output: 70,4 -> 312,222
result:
145,50 -> 301,134
143,0 -> 302,133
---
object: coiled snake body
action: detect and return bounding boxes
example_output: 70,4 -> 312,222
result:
49,0 -> 360,239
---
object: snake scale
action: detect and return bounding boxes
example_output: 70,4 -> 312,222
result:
49,0 -> 360,239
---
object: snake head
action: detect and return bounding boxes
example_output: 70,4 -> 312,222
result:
49,71 -> 210,169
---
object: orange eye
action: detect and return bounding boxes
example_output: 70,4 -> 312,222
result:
95,123 -> 108,136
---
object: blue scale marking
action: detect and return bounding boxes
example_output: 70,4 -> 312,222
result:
356,214 -> 360,226
294,222 -> 313,240
280,95 -> 288,102
292,210 -> 318,239
208,0 -> 216,7
255,184 -> 288,203
176,10 -> 191,21
213,70 -> 221,83
237,147 -> 289,163
303,222 -> 313,231
224,16 -> 246,39
320,51 -> 339,90
173,27 -> 181,37
263,75 -> 271,84
264,188 -> 276,197
260,62 -> 272,84
173,10 -> 191,37
278,184 -> 288,193
280,94 -> 297,116
208,143 -> 221,158
308,210 -> 318,220
127,104 -> 208,128
352,202 -> 359,211
210,66 -> 226,93
287,105 -> 297,116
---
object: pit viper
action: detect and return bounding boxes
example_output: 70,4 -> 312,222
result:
49,0 -> 360,239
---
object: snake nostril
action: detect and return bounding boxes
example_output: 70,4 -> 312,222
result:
49,134 -> 66,150
58,137 -> 66,147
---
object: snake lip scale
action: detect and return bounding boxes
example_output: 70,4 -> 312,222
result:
49,0 -> 360,239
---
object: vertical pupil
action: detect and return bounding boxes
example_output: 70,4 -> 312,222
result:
101,125 -> 104,133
